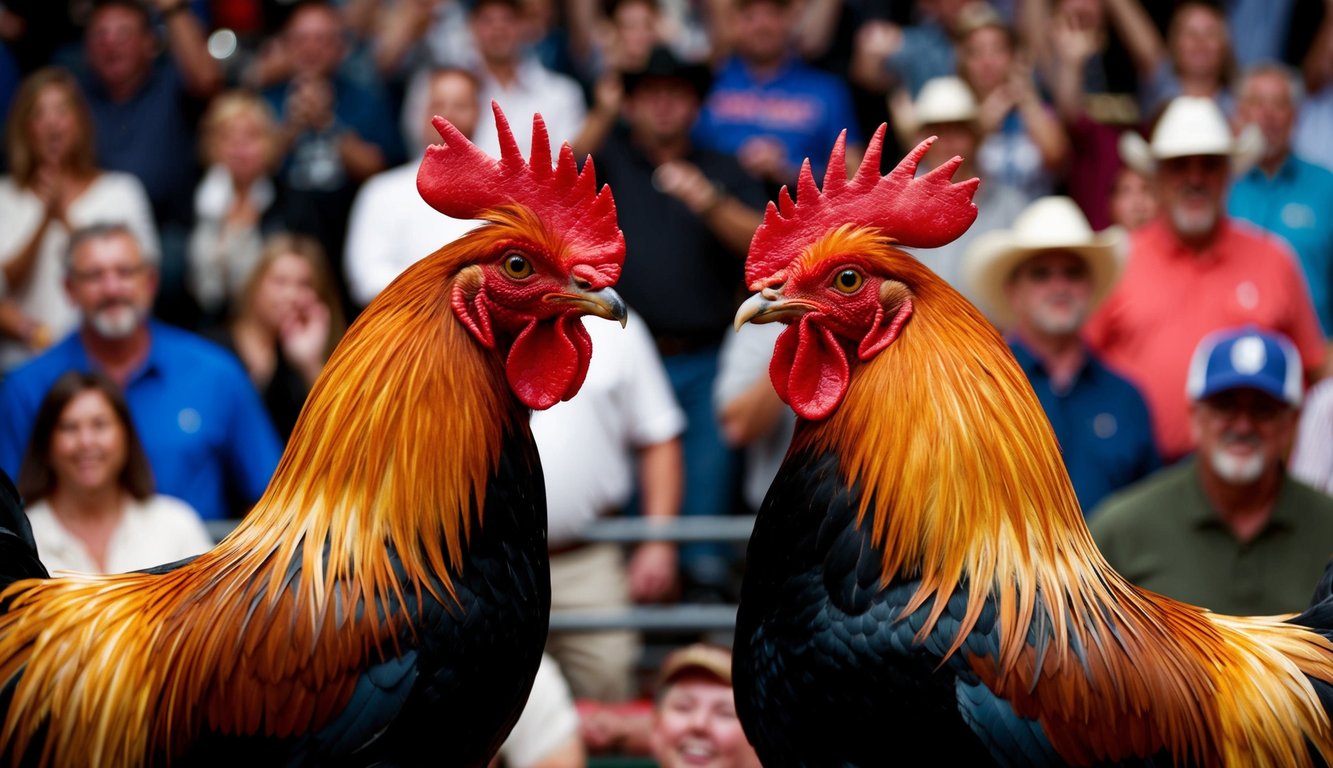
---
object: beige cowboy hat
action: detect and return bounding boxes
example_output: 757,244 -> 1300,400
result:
1118,95 -> 1265,175
914,76 -> 978,127
963,196 -> 1122,326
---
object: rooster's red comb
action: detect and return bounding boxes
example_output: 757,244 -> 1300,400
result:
417,102 -> 624,281
745,126 -> 980,286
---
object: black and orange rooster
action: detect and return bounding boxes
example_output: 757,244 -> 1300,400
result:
731,131 -> 1333,766
0,104 -> 627,767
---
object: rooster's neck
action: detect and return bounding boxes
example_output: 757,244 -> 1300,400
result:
226,246 -> 523,604
791,283 -> 1115,657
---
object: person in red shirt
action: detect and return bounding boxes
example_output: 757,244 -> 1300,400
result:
1085,96 -> 1325,461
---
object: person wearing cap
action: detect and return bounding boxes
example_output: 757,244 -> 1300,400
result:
1089,327 -> 1333,616
693,0 -> 863,193
648,644 -> 761,768
592,46 -> 768,600
908,76 -> 1028,305
1228,62 -> 1333,341
964,196 -> 1159,513
1085,95 -> 1326,463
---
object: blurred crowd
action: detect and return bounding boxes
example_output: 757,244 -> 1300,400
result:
4,0 -> 1333,764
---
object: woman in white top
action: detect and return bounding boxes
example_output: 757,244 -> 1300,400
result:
0,67 -> 159,370
15,371 -> 214,574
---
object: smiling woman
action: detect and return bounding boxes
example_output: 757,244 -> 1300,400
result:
14,371 -> 214,574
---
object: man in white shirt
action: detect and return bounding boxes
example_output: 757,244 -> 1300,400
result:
532,311 -> 685,702
466,0 -> 587,156
343,67 -> 484,309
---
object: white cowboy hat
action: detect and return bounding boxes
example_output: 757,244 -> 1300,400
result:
1118,95 -> 1265,175
963,196 -> 1122,327
914,76 -> 978,127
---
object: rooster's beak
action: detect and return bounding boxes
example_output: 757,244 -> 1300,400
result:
551,284 -> 628,327
734,285 -> 815,330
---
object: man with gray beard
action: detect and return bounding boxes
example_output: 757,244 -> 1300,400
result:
964,196 -> 1159,514
1085,96 -> 1325,463
0,223 -> 280,522
1090,327 -> 1333,616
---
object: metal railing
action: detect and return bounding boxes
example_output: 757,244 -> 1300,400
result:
205,515 -> 755,634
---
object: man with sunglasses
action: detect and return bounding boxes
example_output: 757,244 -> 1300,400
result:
1090,327 -> 1333,616
965,196 -> 1159,514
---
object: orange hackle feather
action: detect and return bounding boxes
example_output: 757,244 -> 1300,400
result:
784,226 -> 1333,767
0,213 -> 553,767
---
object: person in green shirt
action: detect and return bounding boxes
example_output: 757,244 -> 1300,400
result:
1089,326 -> 1333,616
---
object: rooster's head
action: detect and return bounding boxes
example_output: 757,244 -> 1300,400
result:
735,129 -> 980,421
417,102 -> 627,409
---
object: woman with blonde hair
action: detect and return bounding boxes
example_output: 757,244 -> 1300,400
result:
0,67 -> 159,369
219,232 -> 345,441
187,90 -> 288,325
17,371 -> 213,574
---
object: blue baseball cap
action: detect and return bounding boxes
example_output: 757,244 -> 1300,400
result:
1185,326 -> 1303,407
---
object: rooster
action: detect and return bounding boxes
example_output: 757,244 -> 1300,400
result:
0,104 -> 627,767
731,130 -> 1333,766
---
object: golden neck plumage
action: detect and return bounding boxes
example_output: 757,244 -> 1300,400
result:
791,268 -> 1114,658
221,236 -> 518,608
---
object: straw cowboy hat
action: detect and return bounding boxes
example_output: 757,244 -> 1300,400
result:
914,76 -> 978,127
1118,95 -> 1264,175
963,196 -> 1121,326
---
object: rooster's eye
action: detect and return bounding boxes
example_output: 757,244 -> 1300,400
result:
833,269 -> 863,293
502,253 -> 533,279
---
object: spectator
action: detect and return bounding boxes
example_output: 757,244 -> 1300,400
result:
217,233 -> 344,443
1086,95 -> 1325,461
349,66 -> 484,310
0,223 -> 281,520
567,0 -> 669,157
1105,164 -> 1157,232
78,0 -> 222,326
533,310 -> 685,701
0,67 -> 159,370
1294,7 -> 1333,173
955,4 -> 1067,202
963,196 -> 1159,513
1090,327 -> 1333,616
466,0 -> 587,158
262,0 -> 404,313
17,370 -> 213,573
1138,2 -> 1236,119
907,76 -> 1028,305
849,0 -> 973,100
1228,63 -> 1333,342
496,653 -> 586,768
187,90 -> 288,326
1291,376 -> 1333,494
694,0 -> 863,194
649,644 -> 761,768
591,47 -> 767,597
1039,0 -> 1158,229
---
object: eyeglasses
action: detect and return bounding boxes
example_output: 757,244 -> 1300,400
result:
69,263 -> 149,284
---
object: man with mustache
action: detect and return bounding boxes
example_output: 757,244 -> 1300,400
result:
1090,327 -> 1333,616
0,222 -> 281,522
963,196 -> 1159,514
1085,96 -> 1326,463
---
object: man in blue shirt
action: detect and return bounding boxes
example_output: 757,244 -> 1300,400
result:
0,223 -> 281,520
965,196 -> 1160,514
693,0 -> 863,194
1229,63 -> 1333,339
